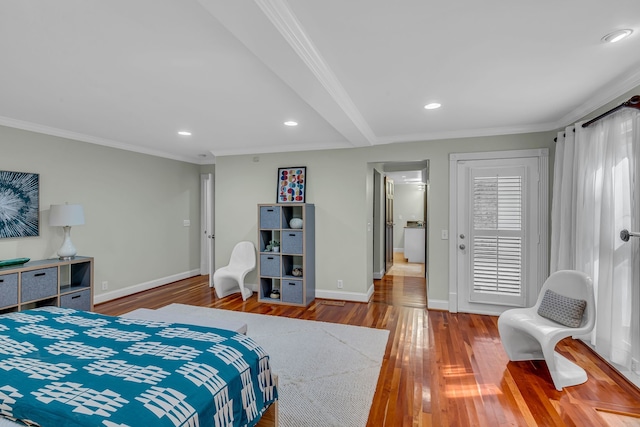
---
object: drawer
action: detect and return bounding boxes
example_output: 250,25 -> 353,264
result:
259,206 -> 281,229
0,273 -> 18,308
60,289 -> 91,311
260,254 -> 281,277
21,267 -> 58,302
282,280 -> 303,304
282,231 -> 303,254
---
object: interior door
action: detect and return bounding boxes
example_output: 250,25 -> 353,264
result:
385,177 -> 394,273
456,157 -> 540,315
200,173 -> 215,286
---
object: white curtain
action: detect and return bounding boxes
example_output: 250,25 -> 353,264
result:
550,108 -> 640,372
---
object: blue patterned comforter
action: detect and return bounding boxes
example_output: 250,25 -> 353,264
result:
0,307 -> 277,427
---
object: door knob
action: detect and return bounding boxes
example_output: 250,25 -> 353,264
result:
459,244 -> 466,250
460,234 -> 465,239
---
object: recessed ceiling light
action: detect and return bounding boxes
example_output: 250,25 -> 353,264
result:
284,121 -> 298,126
178,131 -> 192,136
424,103 -> 441,110
602,29 -> 633,43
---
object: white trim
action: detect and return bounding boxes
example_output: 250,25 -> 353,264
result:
315,283 -> 375,303
0,115 -> 214,165
254,0 -> 375,147
250,283 -> 375,303
538,150 -> 549,281
427,298 -> 449,311
93,269 -> 201,304
449,149 -> 549,315
449,155 -> 459,313
373,269 -> 385,280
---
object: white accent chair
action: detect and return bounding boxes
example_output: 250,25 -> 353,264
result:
497,270 -> 595,391
212,241 -> 256,301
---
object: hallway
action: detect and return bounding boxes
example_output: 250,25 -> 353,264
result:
386,251 -> 425,278
373,251 -> 426,309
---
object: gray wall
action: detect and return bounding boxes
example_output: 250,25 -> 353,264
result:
3,85 -> 637,308
392,184 -> 425,251
0,126 -> 202,303
215,131 -> 556,305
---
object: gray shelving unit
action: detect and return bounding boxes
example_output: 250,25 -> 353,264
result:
257,203 -> 315,306
0,256 -> 94,313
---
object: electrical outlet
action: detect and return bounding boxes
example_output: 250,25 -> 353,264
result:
101,281 -> 109,291
183,220 -> 191,227
441,229 -> 448,240
337,279 -> 343,289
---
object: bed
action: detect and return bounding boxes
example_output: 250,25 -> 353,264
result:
0,306 -> 277,427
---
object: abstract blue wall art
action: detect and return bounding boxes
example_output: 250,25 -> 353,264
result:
0,170 -> 39,238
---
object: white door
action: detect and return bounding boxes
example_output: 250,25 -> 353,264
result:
450,150 -> 548,315
200,173 -> 215,286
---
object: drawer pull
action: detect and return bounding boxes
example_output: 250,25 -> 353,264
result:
34,273 -> 46,277
71,295 -> 81,299
288,233 -> 296,237
288,282 -> 296,286
267,257 -> 274,260
267,209 -> 274,212
0,279 -> 3,283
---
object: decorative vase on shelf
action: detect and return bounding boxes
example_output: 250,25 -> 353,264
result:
272,246 -> 280,253
290,218 -> 303,229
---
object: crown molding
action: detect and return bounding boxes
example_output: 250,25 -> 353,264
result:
0,116 -> 211,165
254,0 -> 376,146
551,65 -> 640,130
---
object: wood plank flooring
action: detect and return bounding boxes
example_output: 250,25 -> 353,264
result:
95,258 -> 640,426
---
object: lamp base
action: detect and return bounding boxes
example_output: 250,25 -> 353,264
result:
57,226 -> 78,260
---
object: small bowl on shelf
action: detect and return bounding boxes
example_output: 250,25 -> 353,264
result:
269,290 -> 280,299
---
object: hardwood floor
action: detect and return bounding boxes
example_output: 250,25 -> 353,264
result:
95,258 -> 640,426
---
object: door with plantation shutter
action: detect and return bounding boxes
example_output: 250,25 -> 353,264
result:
455,156 -> 542,315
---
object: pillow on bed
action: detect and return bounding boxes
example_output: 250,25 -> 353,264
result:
537,289 -> 586,328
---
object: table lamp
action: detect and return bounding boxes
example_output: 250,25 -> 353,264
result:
49,203 -> 85,259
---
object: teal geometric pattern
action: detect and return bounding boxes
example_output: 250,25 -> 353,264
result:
0,307 -> 277,427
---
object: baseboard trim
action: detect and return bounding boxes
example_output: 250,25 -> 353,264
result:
427,298 -> 449,311
93,269 -> 201,304
315,284 -> 374,303
96,276 -> 376,306
251,284 -> 373,303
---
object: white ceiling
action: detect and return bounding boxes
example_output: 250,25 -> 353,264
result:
385,170 -> 424,185
1,1 -> 639,164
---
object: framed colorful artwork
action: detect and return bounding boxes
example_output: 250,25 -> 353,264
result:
277,167 -> 306,203
0,170 -> 40,238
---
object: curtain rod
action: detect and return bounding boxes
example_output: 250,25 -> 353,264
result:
553,95 -> 640,142
582,95 -> 640,128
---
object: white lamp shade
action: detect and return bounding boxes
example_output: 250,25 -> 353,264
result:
49,204 -> 85,227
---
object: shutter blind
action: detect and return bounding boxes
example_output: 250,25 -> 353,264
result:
471,175 -> 523,297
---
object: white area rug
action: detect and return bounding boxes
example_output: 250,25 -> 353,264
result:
159,303 -> 390,427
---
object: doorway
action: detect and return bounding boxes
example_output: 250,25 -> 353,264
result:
385,176 -> 394,273
200,173 -> 215,285
449,149 -> 549,315
372,161 -> 429,283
